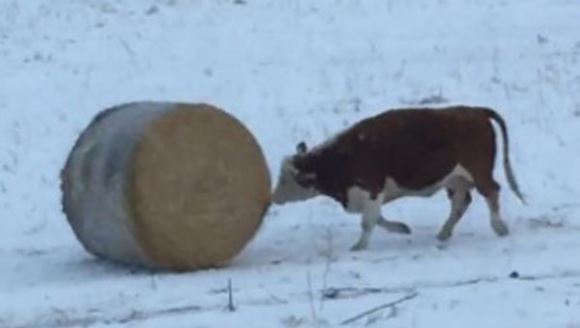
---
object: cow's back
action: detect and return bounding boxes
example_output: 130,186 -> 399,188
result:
340,107 -> 494,191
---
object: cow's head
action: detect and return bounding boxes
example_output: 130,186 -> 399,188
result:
271,142 -> 321,204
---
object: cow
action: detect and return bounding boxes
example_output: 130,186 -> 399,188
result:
271,105 -> 526,251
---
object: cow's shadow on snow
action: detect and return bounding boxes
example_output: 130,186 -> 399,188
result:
233,208 -> 518,270
3,247 -> 161,290
8,200 -> 527,289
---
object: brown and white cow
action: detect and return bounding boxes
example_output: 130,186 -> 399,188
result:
271,105 -> 526,251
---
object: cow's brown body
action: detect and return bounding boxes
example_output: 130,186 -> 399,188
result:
272,105 -> 525,250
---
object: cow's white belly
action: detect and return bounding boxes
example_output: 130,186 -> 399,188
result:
346,165 -> 473,213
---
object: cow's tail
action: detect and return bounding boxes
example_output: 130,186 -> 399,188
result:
483,108 -> 527,205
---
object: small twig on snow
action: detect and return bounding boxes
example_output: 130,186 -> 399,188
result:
339,292 -> 418,326
323,276 -> 492,300
227,278 -> 236,312
319,227 -> 334,312
118,37 -> 137,70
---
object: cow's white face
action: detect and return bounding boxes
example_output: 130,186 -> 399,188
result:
271,144 -> 320,205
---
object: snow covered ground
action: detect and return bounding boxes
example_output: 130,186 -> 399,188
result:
1,0 -> 580,326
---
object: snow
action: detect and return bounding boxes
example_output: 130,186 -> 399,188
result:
1,0 -> 580,326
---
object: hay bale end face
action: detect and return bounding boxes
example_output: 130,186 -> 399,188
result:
61,102 -> 271,271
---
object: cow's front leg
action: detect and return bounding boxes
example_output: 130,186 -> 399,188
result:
350,213 -> 378,251
349,194 -> 383,251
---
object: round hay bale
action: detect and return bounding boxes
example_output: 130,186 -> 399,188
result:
60,102 -> 271,271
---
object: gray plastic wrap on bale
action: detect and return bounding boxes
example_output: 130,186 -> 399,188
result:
61,102 -> 271,271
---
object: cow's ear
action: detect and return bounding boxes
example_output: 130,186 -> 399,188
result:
296,141 -> 308,155
296,171 -> 317,187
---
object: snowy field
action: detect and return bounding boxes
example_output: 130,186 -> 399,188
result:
1,0 -> 580,327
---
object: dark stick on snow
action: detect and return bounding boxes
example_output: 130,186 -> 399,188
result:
227,278 -> 236,312
339,292 -> 418,326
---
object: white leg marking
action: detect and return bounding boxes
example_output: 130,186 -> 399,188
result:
437,190 -> 470,241
488,204 -> 509,236
350,212 -> 378,251
485,194 -> 509,237
437,176 -> 473,241
347,187 -> 384,251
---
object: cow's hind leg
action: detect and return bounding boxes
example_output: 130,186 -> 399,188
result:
458,122 -> 509,238
484,186 -> 509,237
437,187 -> 472,241
378,217 -> 411,234
475,176 -> 509,237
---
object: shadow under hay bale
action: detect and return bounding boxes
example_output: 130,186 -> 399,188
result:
60,102 -> 271,271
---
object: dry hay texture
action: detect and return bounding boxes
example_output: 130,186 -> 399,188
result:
61,102 -> 271,271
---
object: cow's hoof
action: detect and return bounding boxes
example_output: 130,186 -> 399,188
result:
350,242 -> 368,251
436,230 -> 452,242
388,221 -> 412,235
380,220 -> 412,234
492,220 -> 509,237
